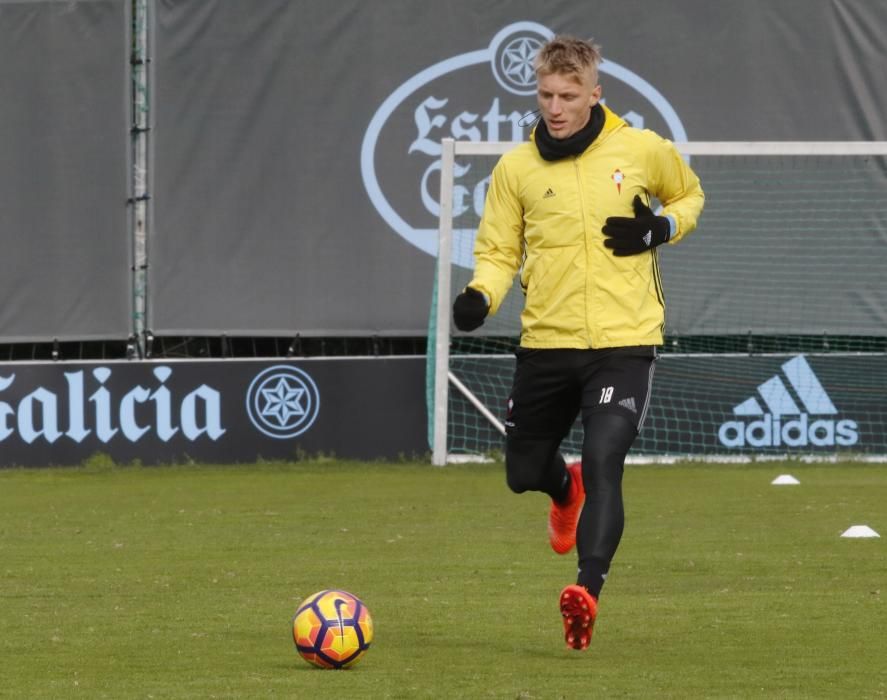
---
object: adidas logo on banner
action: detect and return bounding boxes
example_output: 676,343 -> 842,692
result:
718,355 -> 859,448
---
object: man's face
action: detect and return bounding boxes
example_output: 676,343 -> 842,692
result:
536,70 -> 602,139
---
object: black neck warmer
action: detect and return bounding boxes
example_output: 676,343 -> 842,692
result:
534,104 -> 605,162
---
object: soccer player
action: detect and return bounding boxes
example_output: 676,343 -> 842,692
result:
452,35 -> 704,651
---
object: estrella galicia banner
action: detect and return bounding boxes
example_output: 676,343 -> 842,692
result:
0,358 -> 427,467
148,0 -> 887,338
361,19 -> 688,269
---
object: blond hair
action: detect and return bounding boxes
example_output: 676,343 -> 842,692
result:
534,35 -> 602,83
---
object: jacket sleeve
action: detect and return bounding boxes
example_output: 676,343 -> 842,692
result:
644,133 -> 705,243
466,157 -> 524,316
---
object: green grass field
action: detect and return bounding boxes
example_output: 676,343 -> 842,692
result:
1,459 -> 885,699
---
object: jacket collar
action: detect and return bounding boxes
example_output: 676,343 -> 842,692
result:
530,103 -> 626,158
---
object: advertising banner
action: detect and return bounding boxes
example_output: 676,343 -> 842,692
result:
0,1 -> 883,341
644,354 -> 886,456
448,353 -> 887,458
0,358 -> 427,467
149,0 -> 887,337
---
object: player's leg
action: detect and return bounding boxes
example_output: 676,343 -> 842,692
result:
575,347 -> 656,598
575,411 -> 638,597
505,434 -> 585,555
559,412 -> 637,651
503,349 -> 582,551
504,434 -> 567,497
560,348 -> 655,650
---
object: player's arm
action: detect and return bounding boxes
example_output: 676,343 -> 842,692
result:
453,158 -> 524,331
646,134 -> 705,243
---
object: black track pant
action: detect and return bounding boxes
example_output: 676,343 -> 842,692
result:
505,412 -> 637,593
503,347 -> 655,596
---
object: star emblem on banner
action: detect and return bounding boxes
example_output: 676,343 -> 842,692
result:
488,23 -> 552,95
501,37 -> 540,87
245,365 -> 321,439
259,378 -> 306,427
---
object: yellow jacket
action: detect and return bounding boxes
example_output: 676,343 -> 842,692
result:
468,105 -> 704,349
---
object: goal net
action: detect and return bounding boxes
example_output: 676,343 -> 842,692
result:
428,139 -> 887,464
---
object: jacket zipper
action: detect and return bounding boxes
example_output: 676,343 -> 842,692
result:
574,156 -> 594,347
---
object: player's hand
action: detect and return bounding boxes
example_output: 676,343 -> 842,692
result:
452,287 -> 489,332
602,194 -> 671,256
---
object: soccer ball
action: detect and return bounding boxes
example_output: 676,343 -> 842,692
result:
292,589 -> 374,669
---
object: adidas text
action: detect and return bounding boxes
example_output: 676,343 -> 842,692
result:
718,414 -> 858,448
718,355 -> 860,449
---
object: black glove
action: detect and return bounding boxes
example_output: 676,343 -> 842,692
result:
452,287 -> 489,332
602,194 -> 671,256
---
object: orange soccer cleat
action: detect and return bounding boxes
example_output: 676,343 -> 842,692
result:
548,462 -> 584,554
559,584 -> 598,651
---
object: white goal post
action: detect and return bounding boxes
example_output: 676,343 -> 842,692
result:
431,138 -> 887,466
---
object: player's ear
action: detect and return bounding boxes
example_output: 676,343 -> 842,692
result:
589,84 -> 602,108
